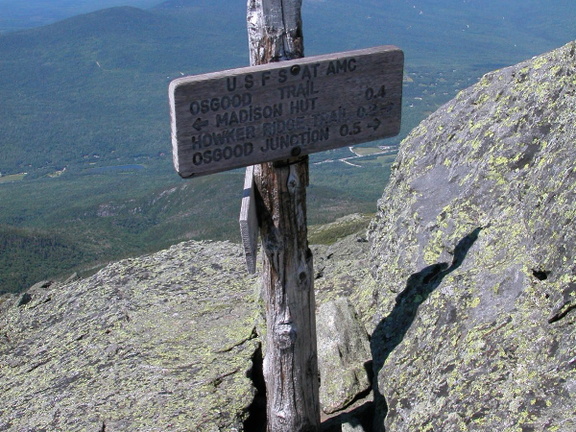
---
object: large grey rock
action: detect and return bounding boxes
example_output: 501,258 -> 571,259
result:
313,232 -> 377,330
368,41 -> 576,431
0,241 -> 260,431
0,232 -> 376,431
317,298 -> 371,414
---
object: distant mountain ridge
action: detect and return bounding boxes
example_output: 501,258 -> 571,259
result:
0,4 -> 245,176
1,0 -> 574,175
0,0 -> 574,294
13,6 -> 169,36
0,0 -> 159,32
152,0 -> 235,9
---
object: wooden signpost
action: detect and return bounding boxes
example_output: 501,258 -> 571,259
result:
169,1 -> 403,430
170,46 -> 403,178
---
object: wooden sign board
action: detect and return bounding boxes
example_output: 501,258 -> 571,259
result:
170,45 -> 404,178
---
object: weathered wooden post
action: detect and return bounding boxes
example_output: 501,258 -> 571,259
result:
169,5 -> 403,427
246,1 -> 320,430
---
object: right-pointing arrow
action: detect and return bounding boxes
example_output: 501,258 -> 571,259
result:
368,118 -> 381,131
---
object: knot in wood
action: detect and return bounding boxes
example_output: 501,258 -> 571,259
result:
287,175 -> 298,191
274,322 -> 296,349
287,163 -> 303,192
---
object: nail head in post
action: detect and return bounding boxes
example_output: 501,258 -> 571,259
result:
290,65 -> 301,75
291,147 -> 302,157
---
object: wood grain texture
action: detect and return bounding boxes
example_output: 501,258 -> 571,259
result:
239,165 -> 258,274
247,0 -> 320,430
255,158 -> 320,431
247,0 -> 303,65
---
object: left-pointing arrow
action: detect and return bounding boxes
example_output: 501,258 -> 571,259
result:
193,118 -> 209,131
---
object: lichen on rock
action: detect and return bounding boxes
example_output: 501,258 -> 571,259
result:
368,41 -> 576,432
317,297 -> 372,415
1,241 -> 260,431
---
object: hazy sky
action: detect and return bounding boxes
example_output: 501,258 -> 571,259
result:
0,0 -> 161,31
0,0 -> 158,8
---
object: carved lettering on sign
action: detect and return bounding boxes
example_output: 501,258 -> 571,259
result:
170,45 -> 404,177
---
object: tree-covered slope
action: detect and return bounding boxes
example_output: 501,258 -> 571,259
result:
0,5 -> 246,175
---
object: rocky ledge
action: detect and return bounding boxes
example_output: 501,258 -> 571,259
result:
368,41 -> 576,431
1,241 -> 260,431
0,231 -> 373,431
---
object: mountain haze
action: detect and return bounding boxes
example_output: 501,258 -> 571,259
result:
0,0 -> 574,293
0,0 -> 159,32
0,5 -> 245,175
1,0 -> 574,175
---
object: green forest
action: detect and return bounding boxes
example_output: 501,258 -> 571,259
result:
0,0 -> 574,293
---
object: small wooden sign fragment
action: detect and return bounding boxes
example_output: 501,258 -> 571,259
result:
239,165 -> 258,273
170,45 -> 404,178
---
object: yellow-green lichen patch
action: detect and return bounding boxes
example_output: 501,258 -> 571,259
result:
368,41 -> 576,432
0,240 -> 260,431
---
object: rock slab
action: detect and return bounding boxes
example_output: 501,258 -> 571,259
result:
368,41 -> 576,431
1,241 -> 259,431
317,298 -> 371,414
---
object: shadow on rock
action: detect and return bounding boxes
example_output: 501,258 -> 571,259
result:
320,400 -> 375,432
370,227 -> 483,431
